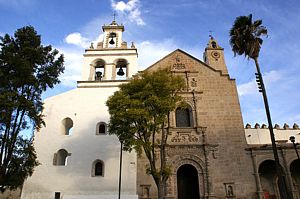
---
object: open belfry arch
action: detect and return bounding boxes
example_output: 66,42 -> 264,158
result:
81,19 -> 137,82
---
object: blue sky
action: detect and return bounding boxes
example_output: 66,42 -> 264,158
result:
1,0 -> 300,127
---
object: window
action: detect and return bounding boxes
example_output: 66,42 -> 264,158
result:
61,117 -> 73,135
92,160 -> 104,177
54,192 -> 60,199
53,149 -> 69,166
96,122 -> 107,135
176,105 -> 193,127
95,162 -> 103,176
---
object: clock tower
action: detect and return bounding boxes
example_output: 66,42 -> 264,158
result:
203,36 -> 228,75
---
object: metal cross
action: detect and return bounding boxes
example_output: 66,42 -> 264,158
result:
209,30 -> 214,38
113,12 -> 117,21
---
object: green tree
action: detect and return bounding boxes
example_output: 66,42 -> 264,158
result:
0,26 -> 64,191
106,69 -> 185,199
229,15 -> 290,199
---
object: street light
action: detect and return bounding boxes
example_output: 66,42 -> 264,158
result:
289,136 -> 300,159
255,71 -> 291,199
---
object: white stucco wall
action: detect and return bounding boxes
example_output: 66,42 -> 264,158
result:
245,127 -> 300,145
21,86 -> 137,199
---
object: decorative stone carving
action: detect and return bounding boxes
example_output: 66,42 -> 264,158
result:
172,56 -> 186,70
190,78 -> 197,87
274,124 -> 280,129
245,123 -> 251,129
171,132 -> 200,144
283,123 -> 290,129
261,124 -> 267,129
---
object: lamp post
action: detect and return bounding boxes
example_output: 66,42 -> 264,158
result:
289,136 -> 300,159
255,70 -> 291,199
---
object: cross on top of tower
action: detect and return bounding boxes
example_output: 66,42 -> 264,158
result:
111,12 -> 118,25
209,30 -> 214,39
113,12 -> 117,21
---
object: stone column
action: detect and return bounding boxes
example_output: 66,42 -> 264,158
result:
280,148 -> 296,198
250,150 -> 264,199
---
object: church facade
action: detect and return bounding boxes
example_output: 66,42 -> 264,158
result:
18,20 -> 300,199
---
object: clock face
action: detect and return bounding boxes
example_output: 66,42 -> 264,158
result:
211,51 -> 220,59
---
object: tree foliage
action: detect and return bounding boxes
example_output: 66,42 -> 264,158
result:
0,26 -> 64,191
106,69 -> 185,199
229,14 -> 267,60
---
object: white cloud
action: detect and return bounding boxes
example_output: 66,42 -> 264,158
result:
59,31 -> 104,87
64,32 -> 90,48
136,39 -> 178,70
237,70 -> 282,96
56,47 -> 83,87
111,0 -> 145,25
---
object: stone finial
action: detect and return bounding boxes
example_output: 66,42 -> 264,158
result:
245,123 -> 251,129
254,123 -> 260,129
274,124 -> 280,129
261,124 -> 267,129
293,123 -> 299,129
283,123 -> 290,130
90,42 -> 94,49
131,42 -> 136,48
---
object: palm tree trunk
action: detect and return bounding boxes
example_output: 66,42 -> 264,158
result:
254,58 -> 292,199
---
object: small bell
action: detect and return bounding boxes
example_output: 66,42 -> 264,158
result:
95,71 -> 102,80
117,67 -> 125,76
109,37 -> 115,45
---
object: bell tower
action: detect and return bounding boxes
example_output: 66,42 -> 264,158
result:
79,20 -> 138,86
203,36 -> 228,75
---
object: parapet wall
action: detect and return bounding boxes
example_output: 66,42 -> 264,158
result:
244,123 -> 300,145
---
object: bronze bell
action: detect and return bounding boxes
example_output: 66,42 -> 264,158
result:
117,67 -> 125,76
109,37 -> 115,45
95,71 -> 102,80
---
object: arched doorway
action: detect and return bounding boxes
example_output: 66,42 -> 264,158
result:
177,164 -> 200,199
290,159 -> 300,199
259,160 -> 281,199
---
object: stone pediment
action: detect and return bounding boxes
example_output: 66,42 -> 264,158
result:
144,49 -> 227,76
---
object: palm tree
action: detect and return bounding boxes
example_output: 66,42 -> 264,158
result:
230,14 -> 291,199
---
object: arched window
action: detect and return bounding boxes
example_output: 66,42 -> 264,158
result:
53,149 -> 69,166
92,160 -> 104,177
176,105 -> 193,127
61,117 -> 73,135
96,122 -> 107,135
